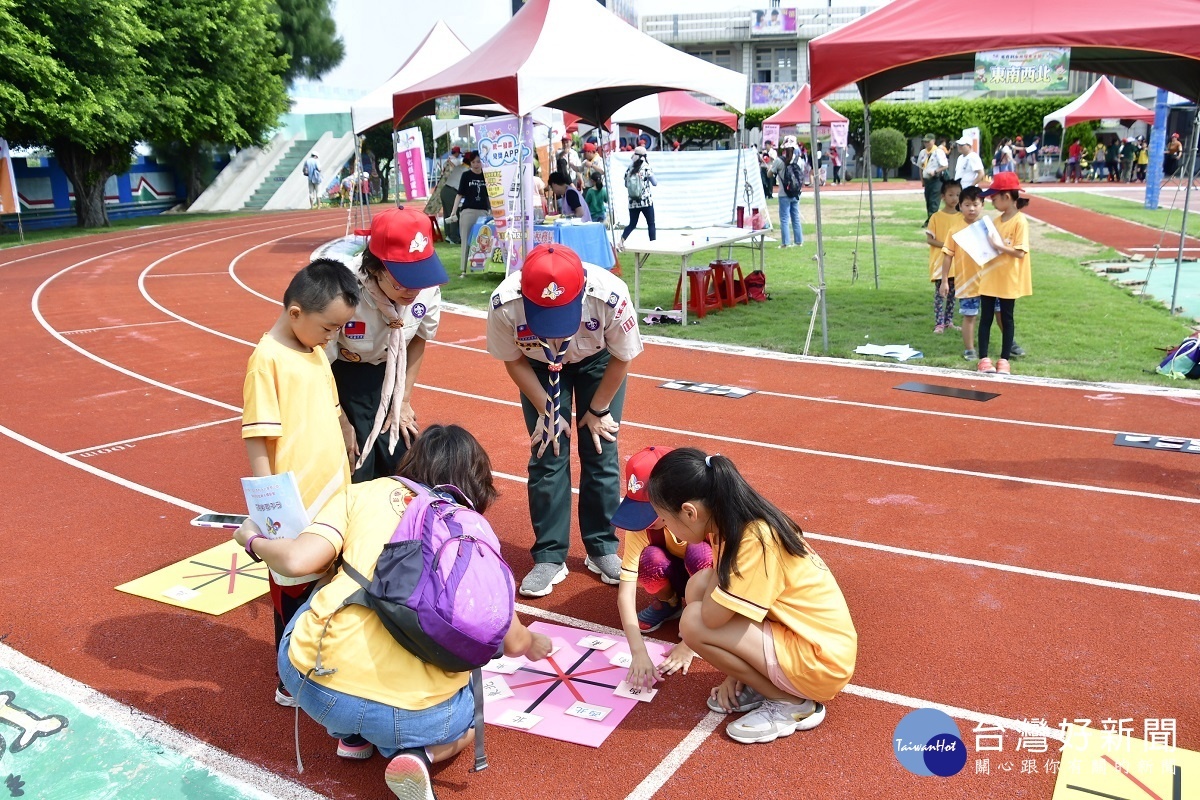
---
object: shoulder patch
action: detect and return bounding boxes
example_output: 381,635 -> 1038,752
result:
606,292 -> 619,308
491,293 -> 502,309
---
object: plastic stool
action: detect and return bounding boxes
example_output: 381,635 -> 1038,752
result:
709,259 -> 748,308
427,214 -> 445,243
673,267 -> 722,319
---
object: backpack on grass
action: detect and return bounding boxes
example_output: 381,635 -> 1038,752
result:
745,270 -> 769,302
1157,335 -> 1200,379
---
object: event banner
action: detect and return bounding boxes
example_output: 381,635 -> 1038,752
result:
974,48 -> 1070,92
395,127 -> 429,201
473,115 -> 536,274
830,121 -> 849,149
761,123 -> 780,148
750,7 -> 796,35
0,138 -> 18,214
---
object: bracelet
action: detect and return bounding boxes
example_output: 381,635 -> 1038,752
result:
588,406 -> 610,418
245,533 -> 266,563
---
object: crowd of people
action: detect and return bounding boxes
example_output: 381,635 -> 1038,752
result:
234,206 -> 858,798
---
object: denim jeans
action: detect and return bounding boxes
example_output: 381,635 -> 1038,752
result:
778,194 -> 802,246
278,603 -> 474,757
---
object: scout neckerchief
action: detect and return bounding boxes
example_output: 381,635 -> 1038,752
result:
537,335 -> 574,447
356,275 -> 409,469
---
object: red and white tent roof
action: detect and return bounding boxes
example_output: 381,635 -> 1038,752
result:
350,21 -> 470,134
1043,76 -> 1155,129
611,91 -> 738,133
763,84 -> 848,129
391,0 -> 746,125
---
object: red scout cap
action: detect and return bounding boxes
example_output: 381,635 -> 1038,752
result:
981,171 -> 1025,196
367,206 -> 448,289
520,244 -> 586,338
610,446 -> 675,531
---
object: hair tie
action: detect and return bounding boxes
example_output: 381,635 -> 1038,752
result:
705,454 -> 719,468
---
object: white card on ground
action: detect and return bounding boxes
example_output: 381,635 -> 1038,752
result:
481,676 -> 514,701
577,635 -> 617,651
162,585 -> 200,602
608,651 -> 633,668
1124,435 -> 1150,442
548,640 -> 563,657
1156,441 -> 1184,449
564,702 -> 612,722
483,656 -> 522,674
662,382 -> 685,390
495,709 -> 542,729
612,679 -> 658,702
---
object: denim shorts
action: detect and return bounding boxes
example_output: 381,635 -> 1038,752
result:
279,608 -> 473,757
958,296 -> 980,316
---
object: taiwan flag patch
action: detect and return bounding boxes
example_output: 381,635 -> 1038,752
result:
516,324 -> 538,344
344,320 -> 366,340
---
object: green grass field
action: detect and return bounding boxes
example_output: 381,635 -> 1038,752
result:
438,194 -> 1194,385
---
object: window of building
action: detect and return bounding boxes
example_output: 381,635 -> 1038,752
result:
691,48 -> 734,71
755,47 -> 796,84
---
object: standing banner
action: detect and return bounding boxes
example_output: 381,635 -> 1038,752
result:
395,127 -> 429,201
761,123 -> 780,147
830,121 -> 849,149
974,48 -> 1070,93
473,115 -> 535,274
0,138 -> 18,214
961,127 -> 981,153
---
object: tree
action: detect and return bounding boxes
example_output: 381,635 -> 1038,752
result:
144,0 -> 290,205
8,0 -> 158,228
0,0 -> 71,134
869,127 -> 906,181
272,0 -> 344,84
361,123 -> 395,204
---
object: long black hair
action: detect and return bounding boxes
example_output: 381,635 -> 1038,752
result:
395,424 -> 499,514
646,448 -> 807,590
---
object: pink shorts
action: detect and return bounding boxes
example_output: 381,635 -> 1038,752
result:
762,620 -> 806,699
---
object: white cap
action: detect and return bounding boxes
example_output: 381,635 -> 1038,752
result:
956,135 -> 973,146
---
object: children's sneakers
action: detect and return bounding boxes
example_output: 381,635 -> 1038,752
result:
977,357 -> 997,373
637,598 -> 683,632
384,751 -> 435,800
933,324 -> 946,334
337,734 -> 375,760
962,349 -> 977,361
996,358 -> 1011,374
706,685 -> 765,714
726,698 -> 826,744
274,683 -> 297,708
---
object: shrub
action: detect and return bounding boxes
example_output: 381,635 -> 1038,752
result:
869,127 -> 907,180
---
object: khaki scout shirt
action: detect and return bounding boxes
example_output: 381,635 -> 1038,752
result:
328,267 -> 441,366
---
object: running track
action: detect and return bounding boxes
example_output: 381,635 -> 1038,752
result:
1,209 -> 1197,799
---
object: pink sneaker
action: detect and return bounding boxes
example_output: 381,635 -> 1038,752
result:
977,357 -> 996,373
933,324 -> 946,334
996,358 -> 1011,374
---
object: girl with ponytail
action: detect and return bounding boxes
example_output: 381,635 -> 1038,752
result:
646,448 -> 857,745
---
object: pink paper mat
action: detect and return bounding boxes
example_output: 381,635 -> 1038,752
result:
481,621 -> 669,748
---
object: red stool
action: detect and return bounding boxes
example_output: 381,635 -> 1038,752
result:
427,214 -> 445,242
673,267 -> 722,319
709,259 -> 748,308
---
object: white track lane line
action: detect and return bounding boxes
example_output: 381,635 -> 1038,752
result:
61,320 -> 183,336
0,642 -> 329,800
63,416 -> 242,456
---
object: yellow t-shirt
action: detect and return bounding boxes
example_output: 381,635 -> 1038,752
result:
711,522 -> 857,703
619,526 -> 688,582
941,217 -> 987,299
288,480 -> 470,709
927,210 -> 964,281
242,334 -> 350,516
976,212 -> 1032,299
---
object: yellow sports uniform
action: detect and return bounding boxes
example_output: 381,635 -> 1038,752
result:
927,210 -> 964,281
978,212 -> 1032,299
618,526 -> 688,582
941,221 -> 986,299
287,479 -> 469,709
711,522 -> 857,703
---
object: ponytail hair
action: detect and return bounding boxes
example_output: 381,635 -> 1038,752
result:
646,448 -> 807,590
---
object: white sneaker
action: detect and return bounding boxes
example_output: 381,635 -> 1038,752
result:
384,752 -> 434,800
519,563 -> 568,597
726,699 -> 826,744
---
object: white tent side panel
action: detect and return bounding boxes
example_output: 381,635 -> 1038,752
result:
607,150 -> 768,230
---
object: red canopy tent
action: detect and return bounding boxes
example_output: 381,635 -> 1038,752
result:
1044,76 -> 1156,128
808,0 -> 1200,103
763,84 -> 847,128
610,91 -> 738,132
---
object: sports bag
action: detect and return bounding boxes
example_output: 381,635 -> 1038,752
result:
625,166 -> 644,201
338,477 -> 514,672
1157,335 -> 1200,379
781,161 -> 803,198
745,269 -> 769,302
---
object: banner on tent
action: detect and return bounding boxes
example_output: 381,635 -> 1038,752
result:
974,48 -> 1070,93
761,124 -> 780,147
435,96 -> 460,120
473,115 -> 535,274
396,127 -> 429,201
830,121 -> 849,149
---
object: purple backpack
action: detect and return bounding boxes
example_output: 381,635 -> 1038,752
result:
339,477 -> 515,673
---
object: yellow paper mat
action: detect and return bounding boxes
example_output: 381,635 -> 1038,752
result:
116,539 -> 269,615
1053,723 -> 1193,799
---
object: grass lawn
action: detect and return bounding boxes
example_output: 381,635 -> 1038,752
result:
0,211 -> 258,249
437,193 -> 1195,386
1046,190 -> 1200,239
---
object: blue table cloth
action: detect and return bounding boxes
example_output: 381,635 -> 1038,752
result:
466,219 -> 614,271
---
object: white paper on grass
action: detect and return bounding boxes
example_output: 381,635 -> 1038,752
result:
951,216 -> 1002,267
854,344 -> 924,362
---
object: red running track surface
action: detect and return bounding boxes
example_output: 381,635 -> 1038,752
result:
1,209 -> 1197,799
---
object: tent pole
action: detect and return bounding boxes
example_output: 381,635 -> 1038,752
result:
863,102 -> 880,289
809,102 -> 829,353
1169,105 -> 1200,315
732,116 -> 744,225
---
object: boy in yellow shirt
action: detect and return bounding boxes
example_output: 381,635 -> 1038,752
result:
938,185 -> 987,361
923,180 -> 962,334
242,259 -> 359,705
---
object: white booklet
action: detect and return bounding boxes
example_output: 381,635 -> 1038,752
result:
241,472 -> 319,584
951,216 -> 1002,266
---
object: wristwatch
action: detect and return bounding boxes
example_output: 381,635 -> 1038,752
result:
245,533 -> 266,563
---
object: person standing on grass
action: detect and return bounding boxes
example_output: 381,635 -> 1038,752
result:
769,135 -> 808,249
445,151 -> 490,278
953,136 -> 985,189
646,449 -> 857,745
939,186 -> 987,362
916,134 -> 948,224
585,173 -> 608,225
618,145 -> 657,252
976,173 -> 1032,375
924,180 -> 962,335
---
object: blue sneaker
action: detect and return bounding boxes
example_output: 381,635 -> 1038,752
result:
637,599 -> 682,632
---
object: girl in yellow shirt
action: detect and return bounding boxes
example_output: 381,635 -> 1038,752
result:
924,180 -> 962,334
977,172 -> 1033,375
646,448 -> 857,745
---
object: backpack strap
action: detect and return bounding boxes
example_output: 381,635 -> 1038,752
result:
471,667 -> 488,771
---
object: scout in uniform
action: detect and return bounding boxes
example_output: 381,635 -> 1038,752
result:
486,244 -> 643,597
